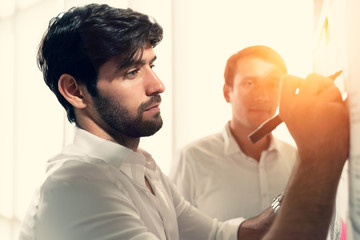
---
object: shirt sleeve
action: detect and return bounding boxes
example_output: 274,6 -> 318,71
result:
327,208 -> 343,240
164,173 -> 245,240
24,162 -> 161,240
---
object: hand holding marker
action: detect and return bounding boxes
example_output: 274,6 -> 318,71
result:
248,71 -> 343,143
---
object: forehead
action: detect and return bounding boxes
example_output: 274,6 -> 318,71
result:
132,44 -> 157,64
234,57 -> 283,79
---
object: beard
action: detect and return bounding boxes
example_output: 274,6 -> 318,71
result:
92,93 -> 163,138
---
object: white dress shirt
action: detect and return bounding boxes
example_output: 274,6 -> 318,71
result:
170,123 -> 343,239
169,122 -> 298,221
18,128 -> 243,240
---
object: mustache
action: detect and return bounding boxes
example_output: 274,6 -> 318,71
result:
140,95 -> 162,111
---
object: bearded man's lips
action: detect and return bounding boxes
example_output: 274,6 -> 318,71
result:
144,103 -> 160,112
142,95 -> 161,113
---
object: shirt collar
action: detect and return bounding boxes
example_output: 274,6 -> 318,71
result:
222,122 -> 279,156
71,128 -> 158,185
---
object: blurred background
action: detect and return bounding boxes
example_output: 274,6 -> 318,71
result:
0,0 -> 326,239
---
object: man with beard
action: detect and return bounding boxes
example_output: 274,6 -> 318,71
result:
18,4 -> 349,240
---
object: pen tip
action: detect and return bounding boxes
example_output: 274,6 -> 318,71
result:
329,70 -> 343,81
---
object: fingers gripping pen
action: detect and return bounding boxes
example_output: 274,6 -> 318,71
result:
248,71 -> 343,143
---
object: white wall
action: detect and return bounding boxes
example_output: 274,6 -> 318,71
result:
0,2 -> 67,240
